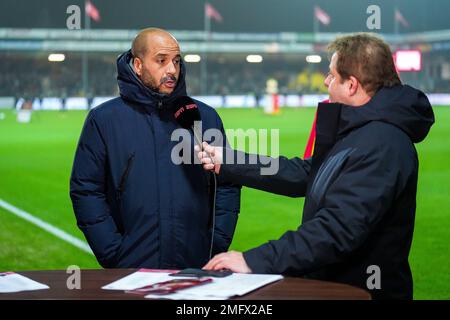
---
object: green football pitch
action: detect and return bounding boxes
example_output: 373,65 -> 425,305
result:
0,107 -> 448,299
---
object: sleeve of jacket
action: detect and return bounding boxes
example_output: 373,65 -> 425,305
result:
69,111 -> 123,268
220,149 -> 312,198
210,116 -> 241,255
243,140 -> 408,275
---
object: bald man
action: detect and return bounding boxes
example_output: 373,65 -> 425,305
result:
131,28 -> 181,95
70,28 -> 241,269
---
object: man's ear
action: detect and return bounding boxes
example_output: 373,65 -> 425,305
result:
133,57 -> 143,77
348,76 -> 359,96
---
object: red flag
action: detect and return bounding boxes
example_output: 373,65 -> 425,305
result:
314,6 -> 330,26
395,9 -> 409,28
85,0 -> 101,22
205,3 -> 223,23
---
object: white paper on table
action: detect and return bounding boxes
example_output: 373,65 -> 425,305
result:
102,269 -> 283,300
0,272 -> 50,293
102,269 -> 189,290
145,273 -> 283,300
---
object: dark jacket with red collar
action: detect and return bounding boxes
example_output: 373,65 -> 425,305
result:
220,85 -> 434,299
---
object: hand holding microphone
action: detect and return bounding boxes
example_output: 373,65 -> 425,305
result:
172,96 -> 222,174
195,142 -> 222,174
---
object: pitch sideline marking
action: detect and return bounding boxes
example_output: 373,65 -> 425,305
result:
0,198 -> 93,255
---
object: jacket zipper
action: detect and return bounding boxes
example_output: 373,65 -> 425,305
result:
146,113 -> 164,267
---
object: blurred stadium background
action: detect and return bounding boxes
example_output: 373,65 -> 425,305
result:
0,0 -> 449,299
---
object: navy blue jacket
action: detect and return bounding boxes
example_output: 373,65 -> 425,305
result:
219,85 -> 434,299
70,50 -> 241,269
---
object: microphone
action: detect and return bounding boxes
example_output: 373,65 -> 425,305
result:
172,96 -> 203,148
172,96 -> 214,164
172,95 -> 217,260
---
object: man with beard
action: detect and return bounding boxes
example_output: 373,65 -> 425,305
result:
70,28 -> 241,269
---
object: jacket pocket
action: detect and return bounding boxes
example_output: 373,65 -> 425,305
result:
116,152 -> 135,201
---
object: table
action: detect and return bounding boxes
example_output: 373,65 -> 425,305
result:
0,269 -> 371,300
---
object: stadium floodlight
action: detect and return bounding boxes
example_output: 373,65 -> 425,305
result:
48,54 -> 65,62
394,50 -> 422,72
184,54 -> 201,63
306,55 -> 322,63
246,55 -> 263,63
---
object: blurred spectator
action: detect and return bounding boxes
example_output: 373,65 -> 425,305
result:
1,52 -> 445,98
